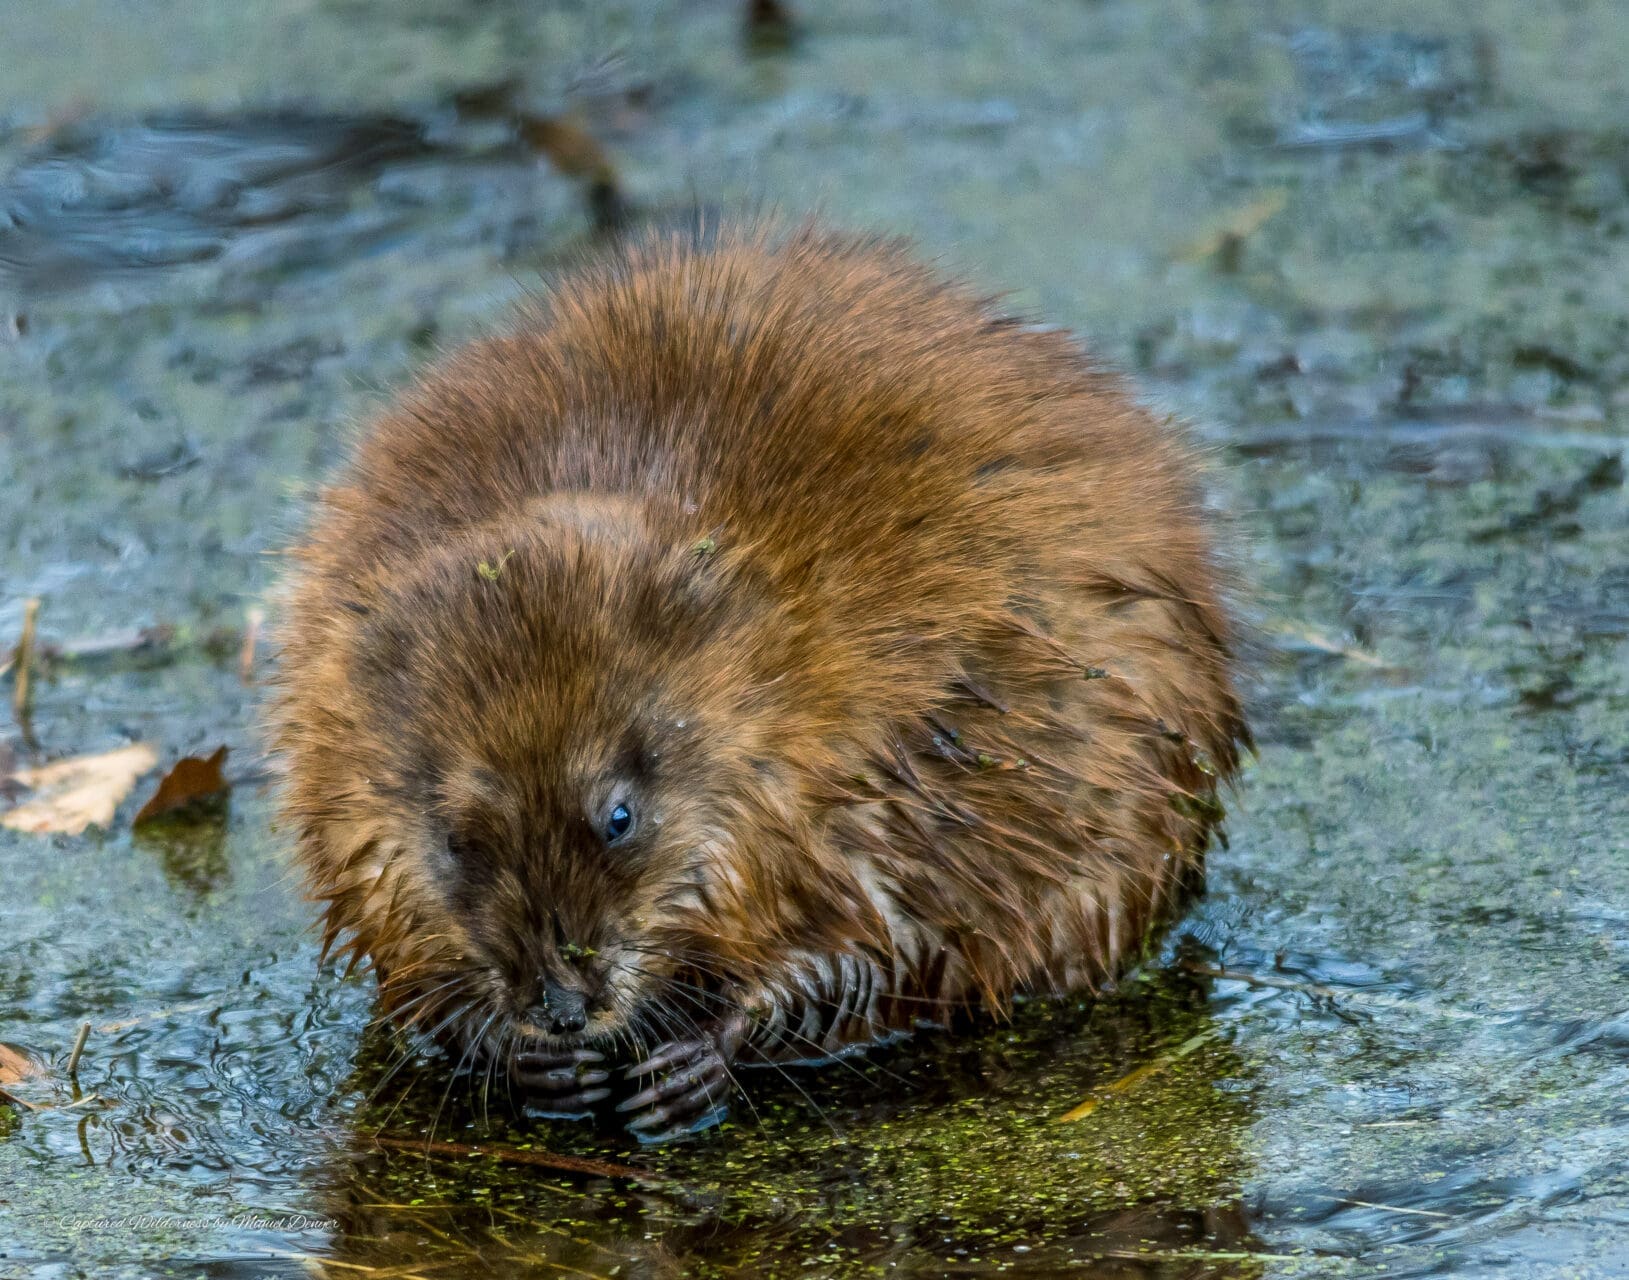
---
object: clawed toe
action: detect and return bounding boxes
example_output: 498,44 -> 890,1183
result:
624,1079 -> 728,1132
522,1088 -> 611,1118
509,1046 -> 609,1116
622,1037 -> 709,1080
505,1020 -> 747,1138
617,1057 -> 727,1115
619,1034 -> 737,1142
513,1062 -> 610,1090
628,1100 -> 730,1144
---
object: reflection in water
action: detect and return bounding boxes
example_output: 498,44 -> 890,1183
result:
318,1188 -> 1265,1279
308,969 -> 1265,1277
0,113 -> 434,294
0,94 -> 624,302
134,805 -> 233,900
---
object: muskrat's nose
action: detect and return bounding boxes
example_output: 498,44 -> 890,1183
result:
541,980 -> 588,1035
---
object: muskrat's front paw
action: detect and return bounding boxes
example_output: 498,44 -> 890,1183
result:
510,1046 -> 611,1118
618,1018 -> 747,1143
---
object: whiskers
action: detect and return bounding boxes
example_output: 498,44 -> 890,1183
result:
348,940 -> 902,1147
352,967 -> 521,1145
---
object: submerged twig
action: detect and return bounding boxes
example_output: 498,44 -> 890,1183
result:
43,1092 -> 104,1112
363,1132 -> 672,1187
517,116 -> 626,232
1056,1026 -> 1220,1122
1184,961 -> 1491,1022
255,1253 -> 403,1275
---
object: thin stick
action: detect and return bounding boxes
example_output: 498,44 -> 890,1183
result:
11,598 -> 39,730
1307,1193 -> 1452,1220
42,1092 -> 102,1111
1184,961 -> 1343,999
1095,1249 -> 1309,1262
363,1133 -> 672,1187
240,606 -> 265,684
1183,961 -> 1489,1022
65,1021 -> 91,1077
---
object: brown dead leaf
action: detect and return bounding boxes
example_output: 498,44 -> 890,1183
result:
2,742 -> 158,834
0,1042 -> 48,1085
518,114 -> 611,179
516,114 -> 625,230
133,745 -> 230,825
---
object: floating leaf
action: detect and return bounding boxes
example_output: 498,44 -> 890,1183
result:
133,745 -> 230,826
0,1042 -> 48,1086
0,1041 -> 49,1113
2,742 -> 158,834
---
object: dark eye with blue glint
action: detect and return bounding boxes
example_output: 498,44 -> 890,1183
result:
604,802 -> 634,844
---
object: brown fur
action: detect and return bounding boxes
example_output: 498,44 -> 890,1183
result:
270,222 -> 1247,1098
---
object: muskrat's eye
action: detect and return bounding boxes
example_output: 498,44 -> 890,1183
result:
604,802 -> 634,845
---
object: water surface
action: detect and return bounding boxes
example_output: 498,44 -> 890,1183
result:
2,2 -> 1626,1276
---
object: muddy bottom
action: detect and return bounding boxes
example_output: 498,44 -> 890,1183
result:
2,2 -> 1626,1277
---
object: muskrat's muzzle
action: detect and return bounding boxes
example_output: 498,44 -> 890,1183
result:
525,978 -> 589,1037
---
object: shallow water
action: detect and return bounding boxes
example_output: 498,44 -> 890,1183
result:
2,2 -> 1626,1276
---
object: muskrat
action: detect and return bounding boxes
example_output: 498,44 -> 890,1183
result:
271,223 -> 1248,1141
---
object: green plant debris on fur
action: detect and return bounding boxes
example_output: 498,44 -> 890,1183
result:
476,550 -> 515,581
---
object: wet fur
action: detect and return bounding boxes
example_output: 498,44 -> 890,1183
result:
270,223 -> 1248,1130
